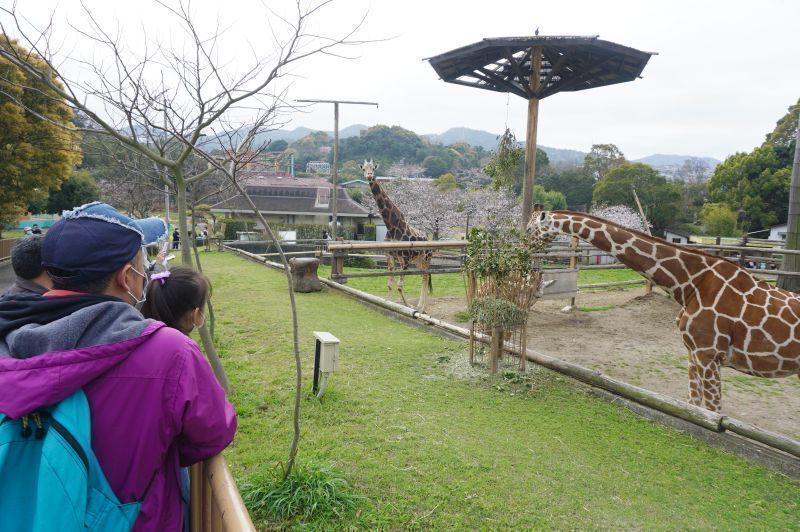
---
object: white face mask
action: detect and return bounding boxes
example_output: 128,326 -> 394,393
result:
191,311 -> 205,332
127,264 -> 149,307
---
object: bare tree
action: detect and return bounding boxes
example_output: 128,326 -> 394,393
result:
192,116 -> 304,480
0,0 -> 367,394
0,0 -> 365,261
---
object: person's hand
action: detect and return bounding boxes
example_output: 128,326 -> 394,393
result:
156,241 -> 169,264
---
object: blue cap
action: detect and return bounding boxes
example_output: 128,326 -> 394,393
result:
42,202 -> 168,282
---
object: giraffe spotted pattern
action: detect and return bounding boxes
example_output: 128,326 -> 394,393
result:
360,160 -> 433,312
527,207 -> 800,412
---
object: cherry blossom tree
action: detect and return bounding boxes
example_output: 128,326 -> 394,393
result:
462,188 -> 521,233
590,204 -> 650,232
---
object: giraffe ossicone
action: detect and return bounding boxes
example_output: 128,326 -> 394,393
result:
527,205 -> 800,413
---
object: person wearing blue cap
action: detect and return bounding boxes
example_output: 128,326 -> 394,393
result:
0,202 -> 237,531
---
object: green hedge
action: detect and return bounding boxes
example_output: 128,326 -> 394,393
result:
275,223 -> 358,241
219,219 -> 255,240
220,220 -> 361,241
364,224 -> 377,241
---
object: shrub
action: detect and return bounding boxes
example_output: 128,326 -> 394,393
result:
364,223 -> 377,241
219,218 -> 254,240
344,252 -> 376,268
274,223 -> 358,241
468,296 -> 526,327
240,462 -> 362,522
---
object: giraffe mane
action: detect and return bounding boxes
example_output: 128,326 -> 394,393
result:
552,210 -> 751,272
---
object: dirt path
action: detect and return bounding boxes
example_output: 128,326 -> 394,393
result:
426,288 -> 800,439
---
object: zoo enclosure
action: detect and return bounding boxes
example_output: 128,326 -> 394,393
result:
222,236 -> 800,301
224,244 -> 800,468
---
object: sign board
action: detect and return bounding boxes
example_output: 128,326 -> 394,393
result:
541,269 -> 578,300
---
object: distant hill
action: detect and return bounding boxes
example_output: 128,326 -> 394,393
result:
201,123 -> 719,173
633,154 -> 720,168
338,124 -> 369,138
250,124 -> 368,145
426,127 -> 499,150
538,146 -> 586,166
426,127 -> 587,166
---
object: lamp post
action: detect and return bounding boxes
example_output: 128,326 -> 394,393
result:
296,99 -> 378,238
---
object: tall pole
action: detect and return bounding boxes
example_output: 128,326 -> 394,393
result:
163,105 -> 170,232
522,46 -> 542,228
778,115 -> 800,292
332,102 -> 339,238
632,187 -> 654,295
296,98 -> 378,239
164,184 -> 170,230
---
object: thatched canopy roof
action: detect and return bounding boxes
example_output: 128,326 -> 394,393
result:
427,36 -> 655,100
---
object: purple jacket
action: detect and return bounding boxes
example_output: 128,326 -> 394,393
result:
0,293 -> 237,531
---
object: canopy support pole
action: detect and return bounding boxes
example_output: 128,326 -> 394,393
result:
522,46 -> 542,228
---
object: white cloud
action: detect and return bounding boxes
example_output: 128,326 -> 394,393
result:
9,0 -> 798,160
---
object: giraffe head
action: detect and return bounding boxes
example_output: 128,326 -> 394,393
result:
359,159 -> 379,182
526,203 -> 558,244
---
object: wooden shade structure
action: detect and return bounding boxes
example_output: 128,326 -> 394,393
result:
427,35 -> 656,225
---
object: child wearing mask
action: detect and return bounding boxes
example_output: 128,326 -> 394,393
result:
140,266 -> 209,334
140,265 -> 211,530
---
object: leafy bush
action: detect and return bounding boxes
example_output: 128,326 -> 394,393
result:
468,296 -> 526,327
701,203 -> 741,237
240,462 -> 362,522
465,227 -> 547,281
454,310 -> 471,323
364,223 -> 377,241
219,218 -> 254,240
275,223 -> 358,240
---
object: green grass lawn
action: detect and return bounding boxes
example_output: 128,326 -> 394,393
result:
202,252 -> 799,529
317,263 -> 644,300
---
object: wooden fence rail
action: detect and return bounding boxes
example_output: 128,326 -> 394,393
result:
324,239 -> 800,283
190,454 -> 255,532
328,240 -> 468,251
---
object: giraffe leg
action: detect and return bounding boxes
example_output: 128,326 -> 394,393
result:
417,270 -> 429,313
397,268 -> 409,306
687,352 -> 703,407
689,349 -> 723,412
703,358 -> 723,412
396,260 -> 409,307
386,254 -> 395,298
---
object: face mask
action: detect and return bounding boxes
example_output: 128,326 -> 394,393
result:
127,264 -> 149,307
191,311 -> 205,333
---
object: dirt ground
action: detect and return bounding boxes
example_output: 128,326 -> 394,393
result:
426,288 -> 800,440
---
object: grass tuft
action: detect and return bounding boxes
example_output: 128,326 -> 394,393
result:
240,462 -> 362,523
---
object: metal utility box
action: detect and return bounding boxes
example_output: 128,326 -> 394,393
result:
314,331 -> 339,373
313,331 -> 340,396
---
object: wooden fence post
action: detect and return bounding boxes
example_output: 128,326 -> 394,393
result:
569,236 -> 578,307
331,251 -> 346,284
469,321 -> 476,365
490,326 -> 502,373
466,271 -> 477,305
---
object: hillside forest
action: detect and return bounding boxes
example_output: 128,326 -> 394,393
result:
3,76 -> 798,239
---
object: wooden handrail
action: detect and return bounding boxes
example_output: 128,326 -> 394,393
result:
190,455 -> 255,532
327,240 -> 467,251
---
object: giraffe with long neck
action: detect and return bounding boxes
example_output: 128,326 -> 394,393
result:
527,205 -> 800,412
360,160 -> 432,312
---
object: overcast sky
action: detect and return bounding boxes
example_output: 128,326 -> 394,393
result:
10,0 -> 800,160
